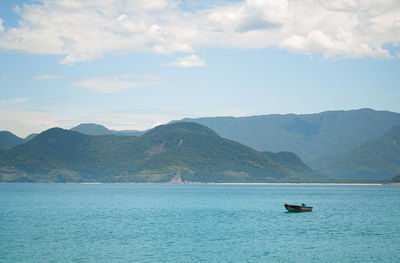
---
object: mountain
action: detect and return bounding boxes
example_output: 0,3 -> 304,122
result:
0,131 -> 24,149
263,151 -> 321,178
319,125 -> 400,180
0,122 -> 328,183
70,123 -> 113,135
0,131 -> 39,150
24,133 -> 37,142
71,123 -> 144,136
180,109 -> 400,167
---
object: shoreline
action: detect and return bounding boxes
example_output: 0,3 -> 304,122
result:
1,182 -> 386,185
214,182 -> 384,186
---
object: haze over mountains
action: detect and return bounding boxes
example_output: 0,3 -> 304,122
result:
1,108 -> 400,182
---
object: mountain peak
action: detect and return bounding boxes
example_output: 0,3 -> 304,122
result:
0,131 -> 24,149
71,123 -> 112,135
26,127 -> 85,145
147,122 -> 218,137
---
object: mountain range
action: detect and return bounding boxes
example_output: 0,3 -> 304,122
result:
0,122 -> 326,183
1,108 -> 400,181
181,109 -> 400,166
179,109 -> 400,180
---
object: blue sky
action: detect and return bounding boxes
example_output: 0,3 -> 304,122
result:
0,0 -> 400,137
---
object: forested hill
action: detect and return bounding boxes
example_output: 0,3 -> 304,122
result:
0,122 -> 327,183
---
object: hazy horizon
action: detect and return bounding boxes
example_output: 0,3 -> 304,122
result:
2,107 -> 399,138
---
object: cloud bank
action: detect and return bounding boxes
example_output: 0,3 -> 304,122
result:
0,0 -> 399,63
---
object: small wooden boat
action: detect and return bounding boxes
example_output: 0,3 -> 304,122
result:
284,203 -> 312,212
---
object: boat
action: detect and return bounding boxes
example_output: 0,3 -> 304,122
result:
284,203 -> 312,212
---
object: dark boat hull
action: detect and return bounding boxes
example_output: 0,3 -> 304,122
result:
284,203 -> 312,212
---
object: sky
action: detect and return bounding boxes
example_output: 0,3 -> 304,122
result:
0,0 -> 399,137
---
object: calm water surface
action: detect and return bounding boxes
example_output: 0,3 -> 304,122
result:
1,184 -> 399,262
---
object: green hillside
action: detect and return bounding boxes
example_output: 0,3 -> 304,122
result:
320,125 -> 400,180
0,122 -> 327,183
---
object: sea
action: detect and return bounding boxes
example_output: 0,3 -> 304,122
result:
1,183 -> 399,262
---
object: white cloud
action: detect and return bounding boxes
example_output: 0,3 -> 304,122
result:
0,0 -> 192,64
279,30 -> 391,59
0,18 -> 4,32
0,110 -> 68,137
0,97 -> 29,106
72,74 -> 160,94
0,0 -> 399,61
31,74 -> 64,80
321,0 -> 358,11
170,54 -> 205,67
197,0 -> 400,58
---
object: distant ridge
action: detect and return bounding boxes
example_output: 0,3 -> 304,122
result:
180,109 -> 400,167
320,125 -> 400,180
71,123 -> 144,136
71,123 -> 113,135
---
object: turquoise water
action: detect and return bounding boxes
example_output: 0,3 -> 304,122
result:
1,184 -> 400,262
